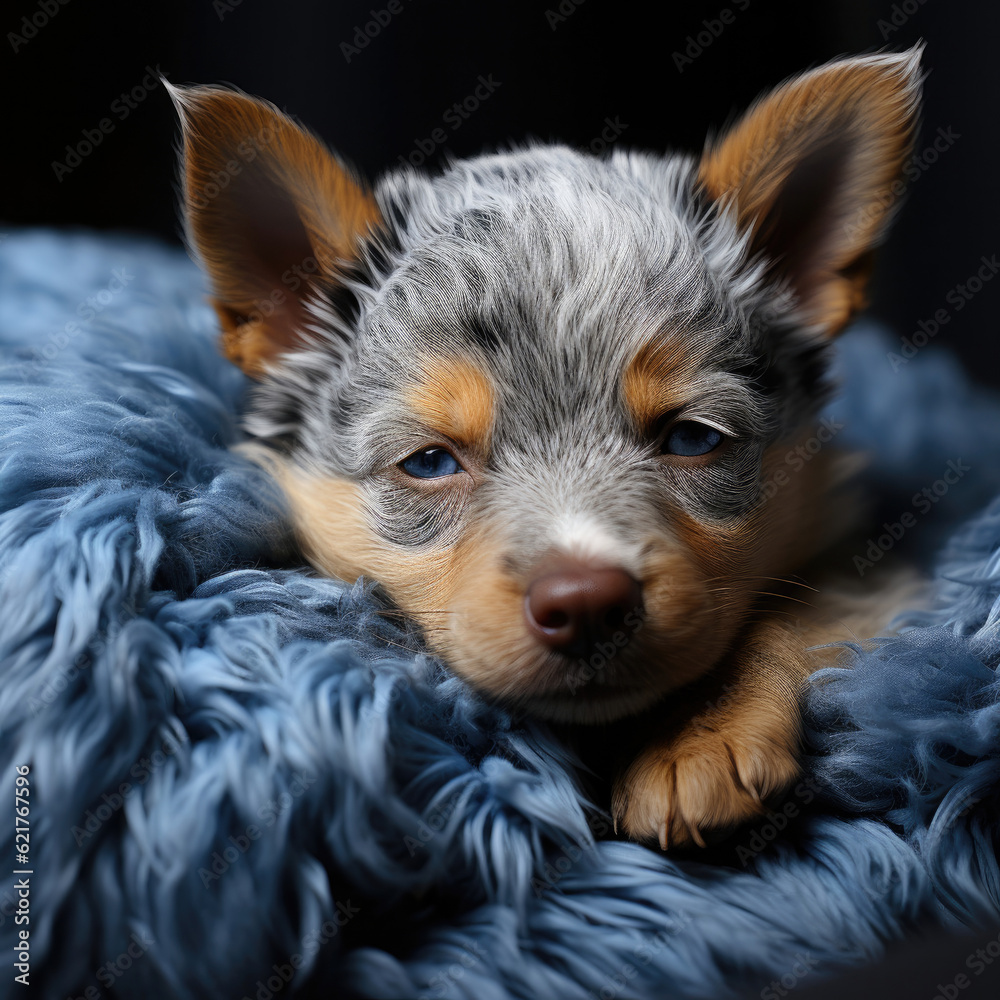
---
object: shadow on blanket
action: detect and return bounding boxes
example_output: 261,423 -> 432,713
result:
0,230 -> 998,999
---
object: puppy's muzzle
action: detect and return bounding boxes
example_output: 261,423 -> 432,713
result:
524,558 -> 643,659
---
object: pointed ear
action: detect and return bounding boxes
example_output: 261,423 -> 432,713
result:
697,46 -> 923,336
167,82 -> 381,375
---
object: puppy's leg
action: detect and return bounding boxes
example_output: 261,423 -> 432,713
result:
613,568 -> 925,848
612,618 -> 808,849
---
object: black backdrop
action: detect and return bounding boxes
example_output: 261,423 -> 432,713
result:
3,0 -> 998,385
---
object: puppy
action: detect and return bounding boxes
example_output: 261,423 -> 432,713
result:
167,46 -> 923,849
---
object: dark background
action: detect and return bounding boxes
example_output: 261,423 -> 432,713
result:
3,0 -> 998,384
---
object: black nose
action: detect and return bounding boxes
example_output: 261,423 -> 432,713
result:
524,560 -> 643,657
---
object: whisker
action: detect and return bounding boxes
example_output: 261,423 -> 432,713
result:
380,637 -> 420,652
373,609 -> 453,618
755,576 -> 820,593
750,590 -> 817,609
702,574 -> 818,592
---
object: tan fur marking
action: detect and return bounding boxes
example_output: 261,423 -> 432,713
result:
271,465 -> 453,623
406,357 -> 495,451
748,435 -> 861,573
170,84 -> 381,376
697,52 -> 920,335
429,529 -> 537,697
622,339 -> 703,430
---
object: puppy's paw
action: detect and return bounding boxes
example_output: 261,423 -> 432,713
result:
612,721 -> 800,850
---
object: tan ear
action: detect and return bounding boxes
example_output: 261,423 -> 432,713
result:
698,47 -> 923,336
167,82 -> 381,375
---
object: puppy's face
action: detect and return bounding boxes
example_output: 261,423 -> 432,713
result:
170,49 -> 921,722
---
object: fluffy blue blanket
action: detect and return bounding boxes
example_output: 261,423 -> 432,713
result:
1,230 -> 999,999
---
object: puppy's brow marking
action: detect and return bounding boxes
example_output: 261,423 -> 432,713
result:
622,338 -> 706,431
406,356 -> 495,451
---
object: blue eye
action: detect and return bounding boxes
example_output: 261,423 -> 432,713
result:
664,421 -> 724,457
400,447 -> 462,479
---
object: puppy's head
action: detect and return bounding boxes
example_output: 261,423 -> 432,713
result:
170,49 -> 921,723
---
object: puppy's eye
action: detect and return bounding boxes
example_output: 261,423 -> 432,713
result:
399,446 -> 462,479
663,421 -> 724,457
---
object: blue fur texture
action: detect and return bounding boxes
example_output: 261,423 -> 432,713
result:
1,230 -> 998,999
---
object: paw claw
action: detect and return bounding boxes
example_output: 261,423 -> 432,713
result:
614,724 -> 800,850
687,819 -> 707,850
724,740 -> 762,805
